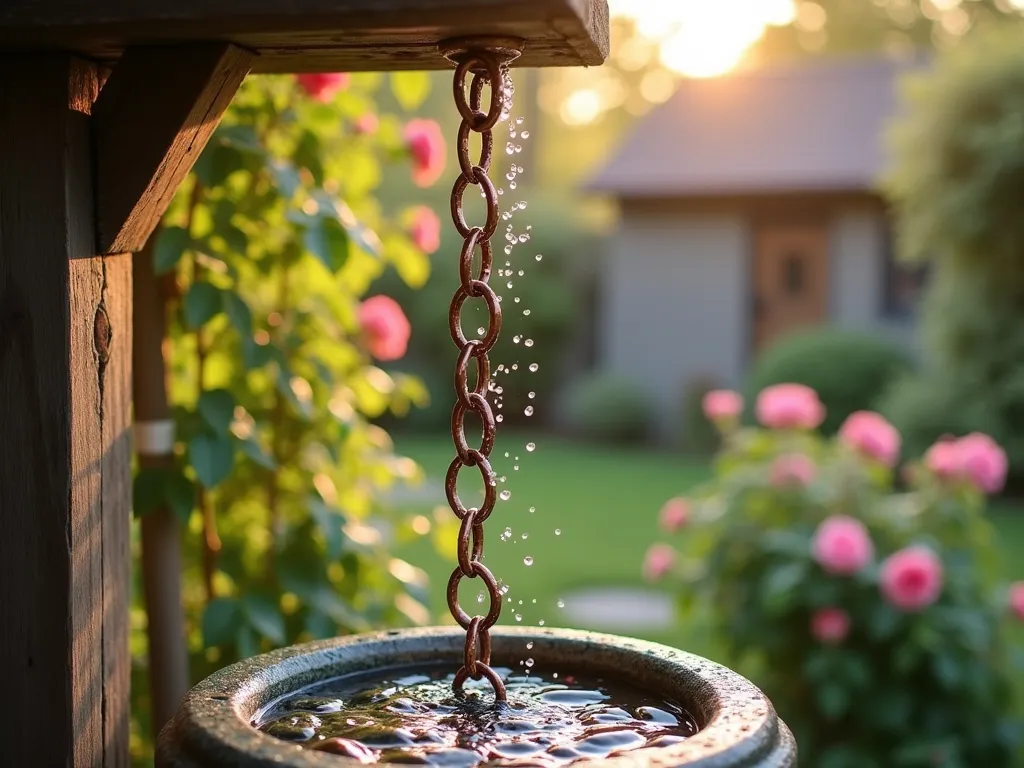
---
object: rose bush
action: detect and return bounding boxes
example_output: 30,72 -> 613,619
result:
646,384 -> 1023,767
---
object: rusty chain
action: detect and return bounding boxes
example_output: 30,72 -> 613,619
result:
440,38 -> 522,703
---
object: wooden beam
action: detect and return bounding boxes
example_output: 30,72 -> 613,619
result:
93,43 -> 253,254
0,55 -> 131,767
0,0 -> 609,72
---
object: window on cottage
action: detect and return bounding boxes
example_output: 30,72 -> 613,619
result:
882,225 -> 928,319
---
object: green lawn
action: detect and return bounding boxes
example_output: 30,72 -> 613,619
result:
391,433 -> 1024,657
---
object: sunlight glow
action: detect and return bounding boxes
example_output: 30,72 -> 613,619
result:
609,0 -> 797,78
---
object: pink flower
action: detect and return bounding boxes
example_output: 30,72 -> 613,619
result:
702,390 -> 743,424
643,544 -> 676,581
958,432 -> 1008,494
297,73 -> 350,102
880,546 -> 943,612
925,439 -> 961,481
838,411 -> 901,467
811,515 -> 873,575
811,608 -> 850,644
659,498 -> 690,533
407,206 -> 441,254
404,119 -> 446,188
755,383 -> 825,431
354,113 -> 379,135
1009,583 -> 1024,621
359,295 -> 411,362
770,453 -> 816,488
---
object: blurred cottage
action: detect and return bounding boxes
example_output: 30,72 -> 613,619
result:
588,55 -> 926,442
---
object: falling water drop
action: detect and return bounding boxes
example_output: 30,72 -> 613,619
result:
539,620 -> 546,626
555,528 -> 561,536
521,130 -> 530,139
523,556 -> 534,566
476,326 -> 485,336
521,533 -> 529,540
477,592 -> 485,603
529,363 -> 539,372
513,334 -> 522,343
518,269 -> 525,276
523,309 -> 531,316
535,254 -> 543,262
524,339 -> 534,348
511,364 -> 519,371
514,297 -> 521,303
500,489 -> 512,501
528,391 -> 536,399
507,281 -> 514,289
496,414 -> 504,422
529,506 -> 536,513
526,442 -> 536,452
557,599 -> 565,608
526,641 -> 534,650
525,658 -> 535,668
524,406 -> 534,417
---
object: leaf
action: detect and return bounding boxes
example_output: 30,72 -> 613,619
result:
760,561 -> 806,614
235,624 -> 258,658
198,389 -> 236,434
390,72 -> 431,111
269,160 -> 301,200
165,471 -> 196,524
243,593 -> 286,644
223,291 -> 253,334
188,434 -> 235,488
242,336 -> 273,369
202,597 -> 242,647
183,282 -> 223,329
309,498 -> 345,559
154,226 -> 190,275
304,215 -> 350,273
385,233 -> 430,289
236,437 -> 274,470
133,468 -> 167,517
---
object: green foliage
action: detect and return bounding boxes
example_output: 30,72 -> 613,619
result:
563,372 -> 651,444
656,412 -> 1020,765
882,26 -> 1024,487
680,376 -> 721,457
131,72 -> 440,760
746,328 -> 913,435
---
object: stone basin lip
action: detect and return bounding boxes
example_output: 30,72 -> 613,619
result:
156,626 -> 796,767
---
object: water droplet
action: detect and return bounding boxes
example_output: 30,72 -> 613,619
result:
509,181 -> 516,189
528,391 -> 536,399
524,339 -> 534,348
518,235 -> 527,243
529,363 -> 539,372
554,528 -> 561,536
513,464 -> 519,470
523,309 -> 531,316
500,584 -> 510,595
532,598 -> 537,604
476,326 -> 485,336
500,489 -> 511,501
518,599 -> 523,605
539,620 -> 546,626
515,613 -> 523,622
529,506 -> 536,513
499,475 -> 507,483
523,556 -> 533,566
477,592 -> 485,603
557,599 -> 565,608
526,442 -> 536,452
516,117 -> 525,125
521,533 -> 528,540
535,254 -> 543,262
504,451 -> 510,457
514,297 -> 521,303
524,406 -> 534,417
514,145 -> 522,153
507,281 -> 514,289
505,142 -> 515,155
526,641 -> 534,650
518,269 -> 525,276
511,364 -> 519,371
513,334 -> 522,343
525,658 -> 535,668
521,130 -> 530,138
504,245 -> 513,255
496,414 -> 504,422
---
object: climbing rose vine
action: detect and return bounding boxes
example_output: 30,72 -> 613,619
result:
647,385 -> 1022,766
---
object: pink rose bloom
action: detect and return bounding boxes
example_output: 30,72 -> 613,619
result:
925,438 -> 961,481
359,295 -> 411,362
354,113 -> 379,135
407,206 -> 441,254
1009,583 -> 1024,621
659,498 -> 690,533
702,390 -> 743,424
811,515 -> 873,575
838,411 -> 901,467
643,544 -> 676,582
958,432 -> 1008,494
404,119 -> 446,188
810,608 -> 850,644
755,383 -> 825,430
770,453 -> 816,488
297,73 -> 350,102
880,546 -> 943,612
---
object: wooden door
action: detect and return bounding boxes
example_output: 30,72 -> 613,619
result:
753,223 -> 829,353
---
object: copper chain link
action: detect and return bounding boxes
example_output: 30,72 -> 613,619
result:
440,38 -> 522,703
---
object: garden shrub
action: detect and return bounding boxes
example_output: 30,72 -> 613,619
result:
745,328 -> 913,435
679,375 -> 722,456
564,372 -> 652,444
881,25 -> 1024,487
647,384 -> 1021,766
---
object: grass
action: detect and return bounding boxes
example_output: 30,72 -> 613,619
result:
392,431 -> 710,648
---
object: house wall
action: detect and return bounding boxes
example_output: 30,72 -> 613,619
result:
595,197 -> 919,446
599,210 -> 748,443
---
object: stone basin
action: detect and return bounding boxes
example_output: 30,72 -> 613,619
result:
156,627 -> 796,767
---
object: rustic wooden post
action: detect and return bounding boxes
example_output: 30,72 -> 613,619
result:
0,3 -> 607,765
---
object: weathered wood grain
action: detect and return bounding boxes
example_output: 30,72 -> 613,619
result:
93,44 -> 253,254
0,0 -> 609,72
0,55 -> 130,767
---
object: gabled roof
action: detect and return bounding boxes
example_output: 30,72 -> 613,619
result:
589,54 -> 927,198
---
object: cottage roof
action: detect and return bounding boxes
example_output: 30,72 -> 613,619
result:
589,54 -> 925,198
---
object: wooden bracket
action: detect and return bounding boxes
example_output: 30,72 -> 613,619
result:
92,43 -> 253,255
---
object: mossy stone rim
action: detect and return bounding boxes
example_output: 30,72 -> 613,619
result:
156,626 -> 796,767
